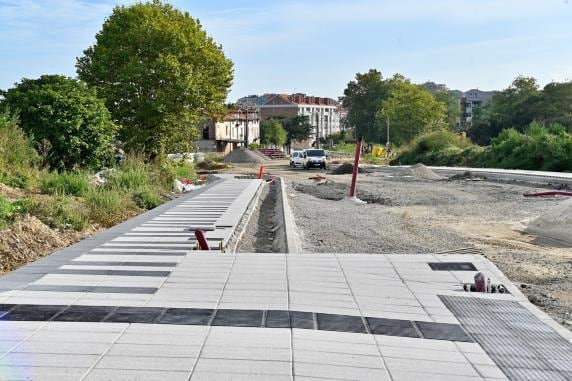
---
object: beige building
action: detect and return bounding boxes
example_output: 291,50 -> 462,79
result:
195,110 -> 260,154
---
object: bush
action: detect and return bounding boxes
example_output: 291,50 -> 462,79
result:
392,130 -> 480,166
173,162 -> 197,180
488,122 -> 572,171
132,188 -> 162,209
85,189 -> 137,227
0,111 -> 40,189
40,172 -> 90,196
32,194 -> 88,230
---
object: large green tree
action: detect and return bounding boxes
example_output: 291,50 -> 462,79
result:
421,82 -> 461,130
487,76 -> 540,132
260,119 -> 287,146
377,79 -> 447,145
76,0 -> 233,157
0,75 -> 117,170
340,69 -> 389,142
282,115 -> 313,144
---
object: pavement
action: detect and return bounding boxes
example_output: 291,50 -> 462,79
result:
1,175 -> 571,381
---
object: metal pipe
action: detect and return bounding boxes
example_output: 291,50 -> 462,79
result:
523,191 -> 572,197
194,229 -> 210,250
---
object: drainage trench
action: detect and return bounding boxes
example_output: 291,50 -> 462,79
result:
235,179 -> 288,253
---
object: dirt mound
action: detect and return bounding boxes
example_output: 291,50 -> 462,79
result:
527,198 -> 572,245
223,148 -> 267,164
409,163 -> 445,180
332,163 -> 369,175
448,171 -> 485,181
0,215 -> 96,273
0,183 -> 27,200
251,149 -> 271,161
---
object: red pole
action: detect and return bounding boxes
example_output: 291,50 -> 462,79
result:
258,165 -> 264,179
195,229 -> 210,251
349,136 -> 363,198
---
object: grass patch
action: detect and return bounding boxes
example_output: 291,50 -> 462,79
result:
32,194 -> 88,231
0,196 -> 32,228
40,171 -> 90,196
132,188 -> 162,209
85,189 -> 138,228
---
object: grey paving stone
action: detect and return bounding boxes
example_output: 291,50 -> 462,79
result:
158,308 -> 214,325
212,309 -> 264,327
53,305 -> 116,322
104,307 -> 164,324
84,369 -> 190,381
316,313 -> 367,334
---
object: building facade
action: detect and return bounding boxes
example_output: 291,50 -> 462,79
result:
460,89 -> 496,130
257,93 -> 341,147
195,110 -> 260,154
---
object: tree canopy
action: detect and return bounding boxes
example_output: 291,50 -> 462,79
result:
0,75 -> 117,170
76,0 -> 233,157
377,78 -> 447,145
340,69 -> 389,142
282,115 -> 313,144
260,119 -> 287,146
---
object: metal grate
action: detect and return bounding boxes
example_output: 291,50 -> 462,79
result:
428,262 -> 478,271
440,295 -> 572,381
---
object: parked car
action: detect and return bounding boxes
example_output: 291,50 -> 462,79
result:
302,149 -> 327,169
290,150 -> 304,167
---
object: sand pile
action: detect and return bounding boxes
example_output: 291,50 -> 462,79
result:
409,163 -> 445,180
526,198 -> 572,244
223,148 -> 267,164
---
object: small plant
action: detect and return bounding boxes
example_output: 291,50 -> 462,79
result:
40,171 -> 90,196
173,162 -> 197,180
0,196 -> 33,228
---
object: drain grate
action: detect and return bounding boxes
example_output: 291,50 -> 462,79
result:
440,295 -> 572,381
428,262 -> 477,271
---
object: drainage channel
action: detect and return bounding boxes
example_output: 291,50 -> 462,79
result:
235,178 -> 289,253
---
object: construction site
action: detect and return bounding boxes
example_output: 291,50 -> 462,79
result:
1,150 -> 571,380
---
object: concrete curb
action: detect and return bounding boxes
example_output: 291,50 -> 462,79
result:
279,177 -> 301,254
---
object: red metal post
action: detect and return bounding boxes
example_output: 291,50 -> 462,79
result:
195,229 -> 210,251
349,136 -> 363,198
258,165 -> 264,179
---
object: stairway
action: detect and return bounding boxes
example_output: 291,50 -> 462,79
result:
258,148 -> 285,159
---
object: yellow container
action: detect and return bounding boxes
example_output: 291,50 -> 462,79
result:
372,146 -> 384,157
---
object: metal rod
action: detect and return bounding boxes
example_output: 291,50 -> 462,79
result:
349,136 -> 363,198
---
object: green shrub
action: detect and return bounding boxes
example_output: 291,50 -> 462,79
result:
85,189 -> 137,227
488,122 -> 572,171
0,111 -> 40,189
32,194 -> 88,230
392,130 -> 480,166
40,172 -> 90,196
106,166 -> 150,192
132,188 -> 162,209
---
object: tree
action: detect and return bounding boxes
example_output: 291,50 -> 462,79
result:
340,69 -> 389,142
283,115 -> 313,144
421,82 -> 461,130
531,81 -> 572,130
0,75 -> 117,170
487,76 -> 540,132
76,0 -> 233,157
260,119 -> 287,146
377,79 -> 447,145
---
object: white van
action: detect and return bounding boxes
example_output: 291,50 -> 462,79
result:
290,151 -> 304,167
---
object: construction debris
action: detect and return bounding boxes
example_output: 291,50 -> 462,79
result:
449,171 -> 485,181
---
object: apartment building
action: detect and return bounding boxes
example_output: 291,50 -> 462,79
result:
195,110 -> 260,154
258,93 -> 341,146
460,89 -> 496,129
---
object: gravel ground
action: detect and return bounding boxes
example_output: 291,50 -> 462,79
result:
249,163 -> 571,329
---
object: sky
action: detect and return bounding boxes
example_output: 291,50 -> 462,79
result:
1,0 -> 571,101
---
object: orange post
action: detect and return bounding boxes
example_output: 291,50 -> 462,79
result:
349,136 -> 363,198
258,165 -> 264,179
